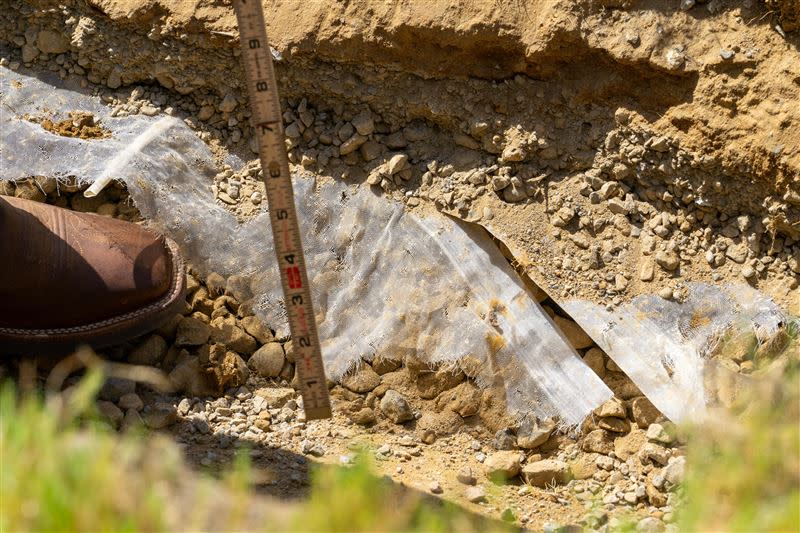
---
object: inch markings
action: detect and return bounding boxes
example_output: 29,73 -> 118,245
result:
232,0 -> 332,420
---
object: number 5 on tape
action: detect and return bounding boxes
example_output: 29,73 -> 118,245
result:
232,0 -> 332,420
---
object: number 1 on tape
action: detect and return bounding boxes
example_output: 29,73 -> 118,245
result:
232,0 -> 332,420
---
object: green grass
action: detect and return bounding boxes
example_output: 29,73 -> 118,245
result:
678,333 -> 800,532
0,369 -> 509,532
2,330 -> 798,532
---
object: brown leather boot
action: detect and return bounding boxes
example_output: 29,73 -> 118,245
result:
0,194 -> 186,354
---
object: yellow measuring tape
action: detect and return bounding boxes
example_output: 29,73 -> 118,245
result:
232,0 -> 332,420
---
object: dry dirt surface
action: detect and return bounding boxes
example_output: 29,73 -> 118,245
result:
7,0 -> 796,310
1,0 -> 799,531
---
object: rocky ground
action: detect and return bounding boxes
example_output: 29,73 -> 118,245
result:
1,184 -> 686,530
1,0 -> 798,531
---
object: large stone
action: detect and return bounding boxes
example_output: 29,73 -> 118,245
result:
631,396 -> 662,429
128,334 -> 168,366
646,471 -> 668,507
175,316 -> 211,347
255,387 -> 296,408
646,423 -> 676,445
465,485 -> 486,503
516,418 -> 556,449
582,429 -> 615,454
655,250 -> 680,271
351,110 -> 375,136
599,417 -> 630,433
521,459 -> 570,487
200,344 -> 249,391
372,357 -> 402,375
554,316 -> 593,349
342,365 -> 381,393
248,343 -> 286,378
210,316 -> 257,355
97,400 -> 124,429
594,397 -> 626,419
36,30 -> 69,54
614,428 -> 647,461
98,377 -> 135,402
380,389 -> 414,423
484,451 -> 521,481
583,347 -> 606,378
569,453 -> 598,480
169,357 -> 216,397
436,381 -> 481,417
118,393 -> 143,412
143,402 -> 178,429
663,456 -> 686,488
416,409 -> 463,437
640,442 -> 670,466
350,407 -> 376,426
415,367 -> 465,399
240,316 -> 273,344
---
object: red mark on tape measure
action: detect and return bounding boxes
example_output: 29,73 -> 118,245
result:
286,266 -> 302,289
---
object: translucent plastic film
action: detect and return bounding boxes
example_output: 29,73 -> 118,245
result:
1,69 -> 613,425
563,283 -> 786,423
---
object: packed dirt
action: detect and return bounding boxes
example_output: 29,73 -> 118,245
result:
1,0 -> 799,531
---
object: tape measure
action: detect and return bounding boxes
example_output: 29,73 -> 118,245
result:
232,0 -> 332,420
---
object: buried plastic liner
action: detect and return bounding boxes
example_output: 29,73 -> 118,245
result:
562,284 -> 787,423
0,68 -> 613,426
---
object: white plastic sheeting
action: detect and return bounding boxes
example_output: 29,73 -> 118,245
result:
1,68 -> 613,426
563,284 -> 787,423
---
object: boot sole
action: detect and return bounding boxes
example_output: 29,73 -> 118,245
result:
0,237 -> 186,355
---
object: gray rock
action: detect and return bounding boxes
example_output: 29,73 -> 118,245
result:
118,393 -> 143,411
493,428 -> 517,450
143,402 -> 178,429
428,481 -> 443,494
636,516 -> 665,532
351,110 -> 375,136
517,418 -> 555,449
175,317 -> 211,346
646,423 -> 676,445
301,439 -> 325,457
128,334 -> 168,366
97,400 -> 124,429
663,456 -> 686,488
21,44 -> 39,63
248,343 -> 286,378
380,389 -> 414,423
177,398 -> 191,416
98,377 -> 135,402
